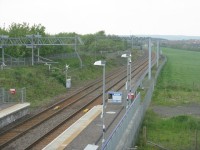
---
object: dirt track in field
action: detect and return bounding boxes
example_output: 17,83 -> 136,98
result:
152,103 -> 200,117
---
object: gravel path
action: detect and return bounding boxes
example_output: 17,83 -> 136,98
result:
152,103 -> 200,117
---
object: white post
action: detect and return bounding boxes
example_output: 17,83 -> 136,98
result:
148,38 -> 151,80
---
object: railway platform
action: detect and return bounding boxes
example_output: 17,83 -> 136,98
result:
0,102 -> 30,128
43,105 -> 102,150
42,104 -> 125,150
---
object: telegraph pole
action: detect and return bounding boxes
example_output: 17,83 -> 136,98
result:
148,38 -> 151,80
156,40 -> 159,68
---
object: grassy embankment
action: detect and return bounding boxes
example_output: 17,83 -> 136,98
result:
137,48 -> 200,149
0,55 -> 102,107
0,50 -> 138,108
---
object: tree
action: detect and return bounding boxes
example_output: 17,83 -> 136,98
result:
0,27 -> 8,35
5,23 -> 47,57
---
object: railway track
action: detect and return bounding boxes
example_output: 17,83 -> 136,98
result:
0,51 -> 156,149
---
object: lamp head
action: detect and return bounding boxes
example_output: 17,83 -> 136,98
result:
66,65 -> 69,69
121,53 -> 131,58
121,54 -> 128,58
94,60 -> 106,66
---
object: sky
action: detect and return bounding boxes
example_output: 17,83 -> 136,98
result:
0,0 -> 200,36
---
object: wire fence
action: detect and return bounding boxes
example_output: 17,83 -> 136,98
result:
0,88 -> 26,104
1,53 -> 78,67
102,56 -> 167,150
1,49 -> 135,68
47,52 -> 77,60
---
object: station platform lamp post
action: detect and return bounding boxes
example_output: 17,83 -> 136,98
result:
121,53 -> 132,109
93,60 -> 106,145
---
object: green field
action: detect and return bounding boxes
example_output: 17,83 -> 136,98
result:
137,48 -> 200,149
153,47 -> 200,106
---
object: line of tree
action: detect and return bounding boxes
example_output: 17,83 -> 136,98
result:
0,23 -> 129,58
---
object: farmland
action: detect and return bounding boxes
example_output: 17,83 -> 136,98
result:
137,48 -> 200,149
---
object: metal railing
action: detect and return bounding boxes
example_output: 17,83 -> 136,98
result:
0,88 -> 26,104
102,56 -> 167,150
102,93 -> 141,150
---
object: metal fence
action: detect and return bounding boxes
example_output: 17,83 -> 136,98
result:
47,52 -> 77,60
1,52 -> 78,67
102,56 -> 167,150
0,88 -> 5,103
102,93 -> 141,150
1,50 -> 139,68
0,88 -> 26,104
2,55 -> 33,67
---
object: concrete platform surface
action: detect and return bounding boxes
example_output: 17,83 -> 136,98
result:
0,103 -> 30,118
0,103 -> 30,128
65,103 -> 125,150
42,105 -> 102,150
0,103 -> 15,110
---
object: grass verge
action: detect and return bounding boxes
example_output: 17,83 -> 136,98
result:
136,47 -> 200,149
0,51 -> 137,108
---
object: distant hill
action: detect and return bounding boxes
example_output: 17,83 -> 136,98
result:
137,35 -> 200,40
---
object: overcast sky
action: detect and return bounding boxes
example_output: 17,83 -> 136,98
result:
0,0 -> 200,36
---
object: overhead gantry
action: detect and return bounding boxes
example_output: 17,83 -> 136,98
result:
0,35 -> 84,67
